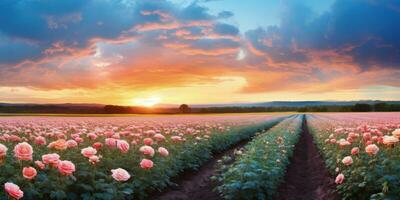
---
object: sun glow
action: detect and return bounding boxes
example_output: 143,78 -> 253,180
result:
132,96 -> 161,107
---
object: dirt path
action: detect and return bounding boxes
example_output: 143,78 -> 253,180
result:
152,139 -> 250,200
275,118 -> 338,200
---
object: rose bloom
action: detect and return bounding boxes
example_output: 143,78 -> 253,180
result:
338,139 -> 351,147
351,147 -> 359,155
382,135 -> 399,145
42,153 -> 60,167
34,136 -> 47,145
92,142 -> 103,150
140,159 -> 154,170
0,143 -> 8,157
4,182 -> 23,200
111,168 -> 130,182
58,160 -> 76,176
365,144 -> 379,155
22,167 -> 37,180
87,133 -> 98,140
393,129 -> 400,138
342,156 -> 353,166
143,138 -> 153,146
158,147 -> 169,157
154,134 -> 165,141
13,142 -> 33,161
139,145 -> 155,157
335,173 -> 344,184
89,155 -> 100,165
35,160 -> 45,170
48,139 -> 68,150
66,140 -> 78,148
117,140 -> 130,153
363,132 -> 372,141
81,147 -> 97,158
171,136 -> 182,142
105,138 -> 117,148
74,137 -> 84,143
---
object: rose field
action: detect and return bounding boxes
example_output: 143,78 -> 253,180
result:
0,113 -> 400,200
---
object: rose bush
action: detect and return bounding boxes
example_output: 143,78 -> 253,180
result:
216,115 -> 303,200
0,114 -> 285,199
307,113 -> 400,200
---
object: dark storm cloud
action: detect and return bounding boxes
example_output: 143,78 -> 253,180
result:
245,0 -> 400,69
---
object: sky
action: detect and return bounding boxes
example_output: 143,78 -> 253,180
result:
0,0 -> 400,106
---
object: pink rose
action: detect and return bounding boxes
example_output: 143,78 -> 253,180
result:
351,147 -> 359,155
74,137 -> 84,143
154,134 -> 165,141
13,142 -> 33,161
0,143 -> 8,157
111,168 -> 130,181
143,138 -> 153,145
382,136 -> 399,145
89,156 -> 100,165
341,156 -> 353,166
158,147 -> 169,157
4,182 -> 23,200
58,160 -> 76,176
22,167 -> 37,180
139,145 -> 155,157
393,129 -> 400,138
171,136 -> 182,142
92,142 -> 103,150
117,140 -> 130,153
365,144 -> 379,155
34,136 -> 46,145
105,138 -> 117,148
335,173 -> 344,184
35,160 -> 45,170
47,139 -> 68,151
140,159 -> 154,170
42,153 -> 60,167
363,132 -> 371,141
66,140 -> 78,148
87,133 -> 98,140
81,147 -> 97,158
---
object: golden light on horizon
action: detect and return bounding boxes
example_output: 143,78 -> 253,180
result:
131,96 -> 162,107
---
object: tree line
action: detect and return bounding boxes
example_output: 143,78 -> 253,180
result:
0,103 -> 399,114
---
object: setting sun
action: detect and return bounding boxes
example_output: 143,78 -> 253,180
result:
132,96 -> 161,107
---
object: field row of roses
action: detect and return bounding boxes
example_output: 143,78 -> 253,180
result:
216,115 -> 303,200
307,113 -> 400,199
0,115 -> 285,200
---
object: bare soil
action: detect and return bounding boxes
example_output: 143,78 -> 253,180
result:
151,117 -> 339,200
152,139 -> 249,200
275,119 -> 339,200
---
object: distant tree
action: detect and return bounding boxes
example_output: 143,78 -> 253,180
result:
374,103 -> 387,111
179,104 -> 191,113
352,103 -> 372,112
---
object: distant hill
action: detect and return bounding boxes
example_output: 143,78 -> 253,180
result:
0,100 -> 400,114
0,103 -> 104,108
188,100 -> 400,108
1,100 -> 400,109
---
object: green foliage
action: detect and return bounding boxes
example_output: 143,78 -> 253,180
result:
307,115 -> 400,200
0,117 -> 285,200
216,115 -> 303,200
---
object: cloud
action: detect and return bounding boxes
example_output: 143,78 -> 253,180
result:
0,0 -> 399,103
244,0 -> 400,70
